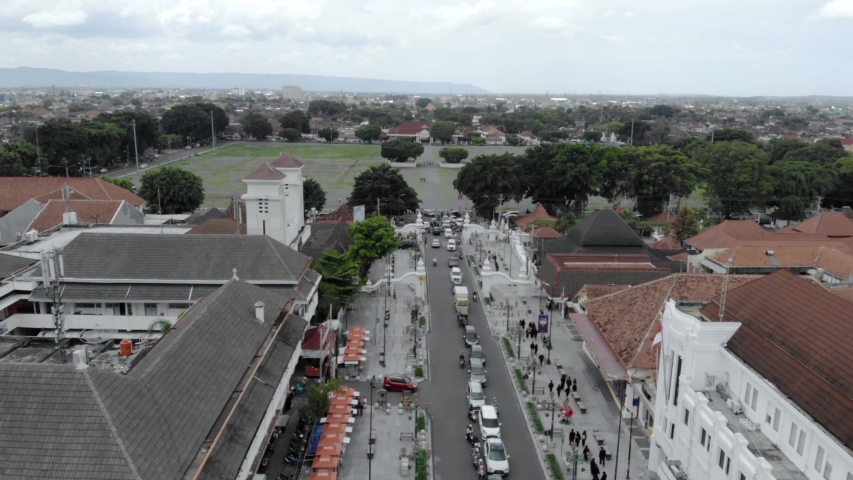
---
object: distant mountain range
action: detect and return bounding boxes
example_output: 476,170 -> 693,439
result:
0,67 -> 489,95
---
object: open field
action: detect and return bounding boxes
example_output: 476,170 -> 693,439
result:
127,143 -> 381,208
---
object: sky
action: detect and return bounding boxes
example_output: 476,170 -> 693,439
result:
1,0 -> 853,96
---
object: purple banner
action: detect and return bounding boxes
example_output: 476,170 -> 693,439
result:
538,314 -> 549,333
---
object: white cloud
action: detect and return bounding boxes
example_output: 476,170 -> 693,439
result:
733,43 -> 745,50
599,35 -> 623,42
817,0 -> 853,19
221,24 -> 250,37
22,10 -> 88,28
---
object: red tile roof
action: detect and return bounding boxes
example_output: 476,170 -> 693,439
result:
387,121 -> 433,135
532,226 -> 562,238
831,288 -> 853,303
841,137 -> 853,146
0,177 -> 144,213
270,152 -> 304,169
779,212 -> 853,237
28,199 -> 125,231
584,274 -> 760,370
703,270 -> 853,450
649,237 -> 683,251
244,163 -> 285,181
645,212 -> 680,223
581,284 -> 630,300
318,205 -> 354,225
515,204 -> 557,230
685,220 -> 850,251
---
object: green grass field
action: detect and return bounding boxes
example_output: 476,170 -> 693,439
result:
131,143 -> 382,208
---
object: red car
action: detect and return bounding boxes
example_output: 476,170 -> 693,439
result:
383,374 -> 417,392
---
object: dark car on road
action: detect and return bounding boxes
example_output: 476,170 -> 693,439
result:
470,344 -> 486,366
448,256 -> 459,268
383,373 -> 417,392
432,226 -> 442,235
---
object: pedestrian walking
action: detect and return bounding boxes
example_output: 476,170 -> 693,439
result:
591,459 -> 599,479
598,448 -> 606,467
539,353 -> 545,366
582,431 -> 587,446
601,473 -> 608,480
530,340 -> 535,352
569,429 -> 576,444
556,383 -> 564,398
560,375 -> 567,390
548,380 -> 554,393
583,445 -> 590,462
573,379 -> 578,392
533,343 -> 539,356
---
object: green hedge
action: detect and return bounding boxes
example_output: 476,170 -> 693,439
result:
415,366 -> 424,377
416,415 -> 426,431
547,454 -> 564,480
415,450 -> 428,480
515,369 -> 527,392
527,402 -> 544,432
503,337 -> 515,358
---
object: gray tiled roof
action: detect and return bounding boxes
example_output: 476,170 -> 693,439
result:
59,233 -> 309,283
300,220 -> 354,261
29,283 -> 301,303
0,280 -> 301,480
566,210 -> 645,247
184,208 -> 228,225
0,252 -> 35,279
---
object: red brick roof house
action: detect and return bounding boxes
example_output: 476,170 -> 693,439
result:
571,274 -> 759,408
0,199 -> 145,243
514,204 -> 557,231
684,220 -> 852,253
386,121 -> 433,142
778,212 -> 853,238
841,137 -> 853,152
0,177 -> 145,217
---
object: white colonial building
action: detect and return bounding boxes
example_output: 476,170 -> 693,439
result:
650,271 -> 853,480
242,152 -> 309,250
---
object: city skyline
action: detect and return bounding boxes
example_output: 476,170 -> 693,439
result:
1,0 -> 853,96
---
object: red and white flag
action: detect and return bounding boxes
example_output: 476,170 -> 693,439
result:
652,324 -> 663,347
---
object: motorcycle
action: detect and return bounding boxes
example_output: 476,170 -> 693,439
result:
471,446 -> 481,470
468,406 -> 477,421
473,292 -> 478,302
433,258 -> 437,267
477,459 -> 487,478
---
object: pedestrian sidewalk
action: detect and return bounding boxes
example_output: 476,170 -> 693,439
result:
462,228 -> 650,480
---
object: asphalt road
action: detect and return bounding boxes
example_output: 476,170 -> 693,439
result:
425,236 -> 543,479
110,142 -> 229,178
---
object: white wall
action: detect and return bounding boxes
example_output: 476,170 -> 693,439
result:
650,301 -> 853,480
3,313 -> 173,332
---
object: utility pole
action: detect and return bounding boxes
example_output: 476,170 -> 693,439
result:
627,393 -> 635,479
210,111 -> 216,148
132,119 -> 139,172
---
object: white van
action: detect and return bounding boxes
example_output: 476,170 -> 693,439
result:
447,239 -> 457,251
444,228 -> 453,239
450,267 -> 462,284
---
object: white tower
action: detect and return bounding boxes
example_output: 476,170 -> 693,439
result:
241,152 -> 305,247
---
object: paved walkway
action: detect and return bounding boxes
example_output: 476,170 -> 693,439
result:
464,227 -> 650,480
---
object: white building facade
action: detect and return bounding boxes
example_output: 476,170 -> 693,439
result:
242,153 -> 307,250
650,300 -> 853,480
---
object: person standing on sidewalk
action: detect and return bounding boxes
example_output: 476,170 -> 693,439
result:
538,353 -> 545,366
581,431 -> 587,446
556,382 -> 564,398
598,447 -> 606,467
548,380 -> 554,393
572,379 -> 578,392
560,374 -> 567,391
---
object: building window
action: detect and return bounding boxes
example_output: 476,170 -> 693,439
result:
773,407 -> 780,431
684,409 -> 690,426
825,459 -> 833,480
673,356 -> 683,406
745,382 -> 752,406
144,303 -> 158,316
168,303 -> 191,309
766,404 -> 780,431
259,199 -> 269,213
740,473 -> 747,480
816,446 -> 825,472
105,303 -> 121,315
76,303 -> 101,309
670,423 -> 675,440
719,450 -> 731,474
701,428 -> 709,449
845,472 -> 852,480
789,423 -> 799,449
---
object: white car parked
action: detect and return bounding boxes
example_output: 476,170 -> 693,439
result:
447,239 -> 456,251
467,380 -> 486,411
444,228 -> 453,239
478,405 -> 501,439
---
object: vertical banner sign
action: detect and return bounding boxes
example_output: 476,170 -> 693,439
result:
538,314 -> 549,333
354,205 -> 365,223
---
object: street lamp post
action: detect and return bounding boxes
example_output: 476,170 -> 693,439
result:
505,300 -> 511,333
368,375 -> 376,480
540,280 -> 553,363
381,253 -> 391,367
614,387 -> 625,480
627,393 -> 635,479
549,391 -> 556,439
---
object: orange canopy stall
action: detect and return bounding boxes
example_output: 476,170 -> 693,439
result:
315,444 -> 343,457
310,471 -> 337,480
323,423 -> 352,434
311,455 -> 340,471
328,404 -> 353,415
319,432 -> 348,446
321,413 -> 353,424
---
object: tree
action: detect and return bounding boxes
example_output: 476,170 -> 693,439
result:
280,110 -> 311,134
582,130 -> 601,142
707,128 -> 756,144
348,163 -> 420,215
765,137 -> 807,164
668,207 -> 700,241
240,110 -> 273,139
430,121 -> 455,143
620,146 -> 703,217
454,153 -> 527,220
26,118 -> 123,174
767,161 -> 835,219
195,103 -> 229,134
643,118 -> 671,146
137,166 -> 204,214
278,128 -> 302,142
781,139 -> 849,166
506,134 -> 521,146
1,140 -> 39,172
649,104 -> 679,118
161,104 -> 211,142
438,147 -> 469,164
304,178 -> 327,211
147,319 -> 173,335
347,215 -> 401,278
826,157 -> 853,209
380,139 -> 424,163
314,249 -> 360,320
355,124 -> 382,144
0,148 -> 26,176
98,110 -> 161,157
415,98 -> 432,108
554,211 -> 579,233
318,128 -> 339,143
695,141 -> 772,217
523,143 -> 625,215
303,377 -> 342,419
101,176 -> 136,193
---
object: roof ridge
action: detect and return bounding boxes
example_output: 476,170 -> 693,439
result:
265,235 -> 293,277
93,177 -> 113,201
628,275 -> 677,368
82,369 -> 144,480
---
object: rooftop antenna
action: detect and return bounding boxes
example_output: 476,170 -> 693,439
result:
41,250 -> 68,363
62,182 -> 72,212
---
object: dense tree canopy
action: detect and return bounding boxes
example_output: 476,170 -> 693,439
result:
347,215 -> 400,278
695,141 -> 772,217
348,163 -> 420,215
707,128 -> 756,144
780,139 -> 848,166
355,124 -> 382,144
278,128 -> 302,142
27,118 -> 124,174
314,249 -> 359,319
137,166 -> 205,214
380,139 -> 424,162
768,161 -> 835,219
415,98 -> 432,108
97,110 -> 160,156
620,146 -> 703,217
318,128 -> 339,143
240,110 -> 273,139
649,104 -> 679,118
0,141 -> 39,174
308,100 -> 348,117
160,104 -> 213,143
454,153 -> 528,220
0,146 -> 27,176
438,147 -> 469,164
280,110 -> 311,133
765,137 -> 807,164
303,178 -> 327,212
429,121 -> 455,143
101,176 -> 136,194
669,207 -> 700,241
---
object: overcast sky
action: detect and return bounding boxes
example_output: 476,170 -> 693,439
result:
2,0 -> 853,96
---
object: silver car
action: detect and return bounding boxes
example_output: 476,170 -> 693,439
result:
467,380 -> 486,411
469,357 -> 487,387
